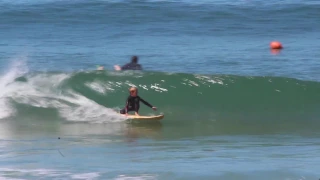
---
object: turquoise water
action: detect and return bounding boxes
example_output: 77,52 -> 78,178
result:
0,0 -> 320,179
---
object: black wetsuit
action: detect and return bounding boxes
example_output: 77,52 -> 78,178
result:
120,96 -> 153,114
121,63 -> 142,70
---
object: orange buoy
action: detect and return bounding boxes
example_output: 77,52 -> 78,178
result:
270,41 -> 283,49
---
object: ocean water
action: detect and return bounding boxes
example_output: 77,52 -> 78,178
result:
1,0 -> 320,179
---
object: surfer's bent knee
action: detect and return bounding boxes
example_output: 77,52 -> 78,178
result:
119,109 -> 126,114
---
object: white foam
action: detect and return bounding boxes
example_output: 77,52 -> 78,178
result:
0,168 -> 157,180
150,83 -> 168,92
0,168 -> 69,177
84,80 -> 118,95
194,75 -> 224,85
125,82 -> 137,88
183,79 -> 199,87
71,172 -> 100,179
58,93 -> 127,123
0,60 -> 126,123
115,174 -> 158,180
0,168 -> 100,180
0,60 -> 29,119
85,82 -> 107,94
139,84 -> 149,90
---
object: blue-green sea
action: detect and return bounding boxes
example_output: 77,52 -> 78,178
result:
0,0 -> 320,179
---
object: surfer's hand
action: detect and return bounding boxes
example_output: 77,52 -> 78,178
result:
152,107 -> 157,111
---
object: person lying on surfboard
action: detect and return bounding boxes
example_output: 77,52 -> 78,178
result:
114,56 -> 142,71
119,87 -> 157,116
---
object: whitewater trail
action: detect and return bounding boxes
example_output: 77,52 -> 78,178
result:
0,60 -> 29,119
0,60 -> 127,123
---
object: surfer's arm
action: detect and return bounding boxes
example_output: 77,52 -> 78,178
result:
140,98 -> 152,108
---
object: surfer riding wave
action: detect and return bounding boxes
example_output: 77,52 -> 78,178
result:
120,87 -> 157,116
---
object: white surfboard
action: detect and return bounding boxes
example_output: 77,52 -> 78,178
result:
125,114 -> 164,121
114,65 -> 121,71
96,65 -> 104,70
